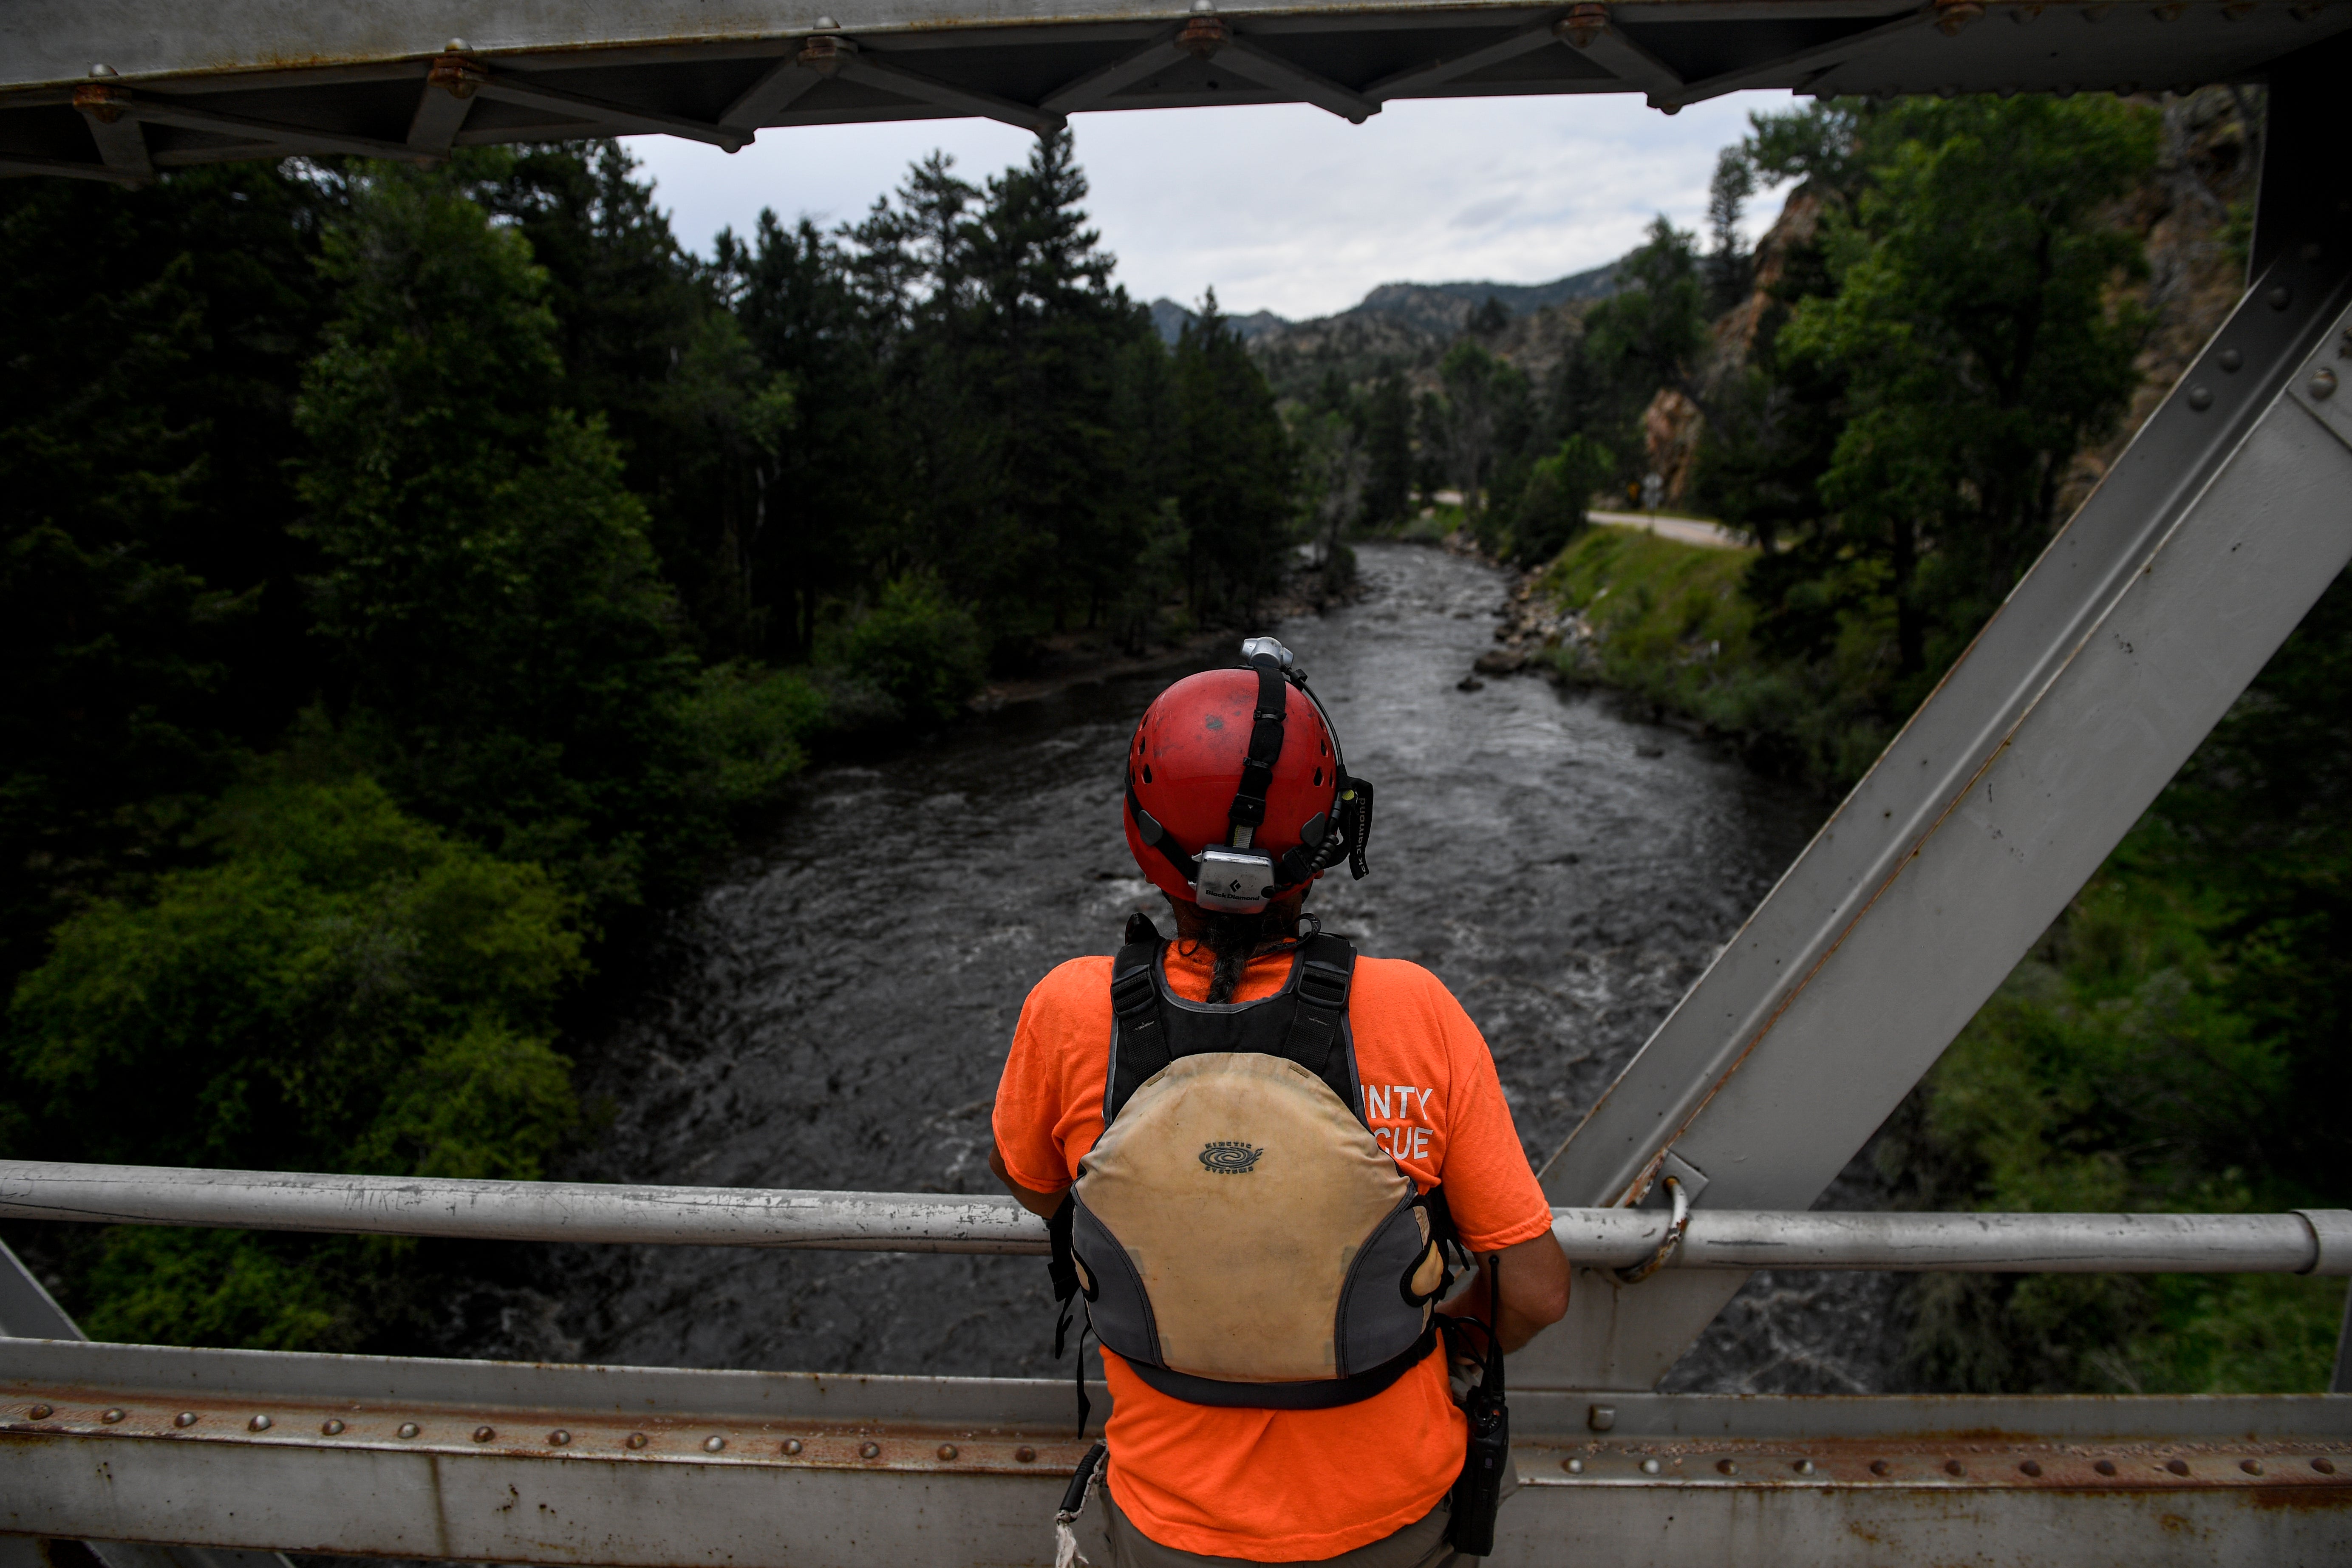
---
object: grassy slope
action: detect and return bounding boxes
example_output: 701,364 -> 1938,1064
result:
1532,526 -> 1897,788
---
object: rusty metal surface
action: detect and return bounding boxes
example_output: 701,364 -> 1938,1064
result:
6,1333 -> 2349,1563
3,1372 -> 2349,1565
5,1 -> 2350,181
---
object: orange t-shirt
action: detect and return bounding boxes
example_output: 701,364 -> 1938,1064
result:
992,940 -> 1553,1561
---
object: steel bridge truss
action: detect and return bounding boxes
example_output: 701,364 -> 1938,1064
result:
6,5 -> 2352,1564
3,0 -> 2351,183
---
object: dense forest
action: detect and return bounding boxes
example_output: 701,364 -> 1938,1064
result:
0,133 -> 1298,1348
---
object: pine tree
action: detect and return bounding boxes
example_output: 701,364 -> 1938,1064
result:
1172,291 -> 1294,619
1362,365 -> 1413,528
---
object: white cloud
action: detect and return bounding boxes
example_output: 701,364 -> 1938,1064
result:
623,89 -> 1800,322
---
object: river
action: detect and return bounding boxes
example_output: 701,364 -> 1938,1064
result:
472,543 -> 1902,1396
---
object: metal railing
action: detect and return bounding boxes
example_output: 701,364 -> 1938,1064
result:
3,1160 -> 2346,1276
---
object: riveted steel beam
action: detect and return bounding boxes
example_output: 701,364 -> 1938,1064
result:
836,51 -> 1066,134
1213,34 -> 1380,120
1039,29 -> 1190,115
1,1245 -> 293,1568
70,75 -> 153,180
100,88 -> 419,160
719,54 -> 824,127
1359,14 -> 1573,101
3,1336 -> 2349,1566
6,1 -> 2352,178
1556,8 -> 1688,103
472,67 -> 754,149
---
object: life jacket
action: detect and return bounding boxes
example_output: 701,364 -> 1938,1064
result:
1054,914 -> 1463,1410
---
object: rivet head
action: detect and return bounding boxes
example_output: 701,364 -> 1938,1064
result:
1946,1459 -> 1965,1476
2019,1459 -> 2043,1477
322,1419 -> 345,1436
2313,368 -> 2339,399
2187,385 -> 2213,411
1013,1445 -> 1034,1462
249,1415 -> 272,1432
88,64 -> 119,77
2218,348 -> 2244,373
704,1435 -> 726,1453
398,1423 -> 420,1439
1794,1459 -> 1815,1475
1563,1457 -> 1585,1475
785,1439 -> 804,1456
26,1404 -> 53,1421
174,1412 -> 198,1428
2167,1457 -> 2192,1476
2312,1457 -> 2336,1474
2096,1459 -> 2118,1475
2241,1458 -> 2264,1475
102,1409 -> 125,1424
1871,1459 -> 1893,1476
2268,284 -> 2294,311
549,1429 -> 570,1446
626,1432 -> 648,1449
474,1426 -> 496,1443
860,1441 -> 881,1459
937,1443 -> 958,1460
1717,1458 -> 1738,1475
1639,1457 -> 1661,1475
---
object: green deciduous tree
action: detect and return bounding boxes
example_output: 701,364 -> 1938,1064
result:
1509,435 -> 1614,565
3,772 -> 582,1348
296,158 -> 701,911
1780,96 -> 2157,679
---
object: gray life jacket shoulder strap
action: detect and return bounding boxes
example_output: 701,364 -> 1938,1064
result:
1104,918 -> 1361,1126
1282,935 -> 1355,1095
1107,913 -> 1172,1121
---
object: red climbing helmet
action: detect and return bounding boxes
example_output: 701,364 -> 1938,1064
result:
1124,637 -> 1376,913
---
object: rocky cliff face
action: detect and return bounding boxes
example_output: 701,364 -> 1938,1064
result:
1647,88 -> 2263,508
2067,86 -> 2265,511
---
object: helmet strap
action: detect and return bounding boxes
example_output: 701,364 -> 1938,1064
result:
1225,653 -> 1291,848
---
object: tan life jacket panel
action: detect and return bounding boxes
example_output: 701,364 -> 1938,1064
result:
1062,927 -> 1460,1409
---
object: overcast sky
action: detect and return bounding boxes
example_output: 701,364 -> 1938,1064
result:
622,91 -> 1797,323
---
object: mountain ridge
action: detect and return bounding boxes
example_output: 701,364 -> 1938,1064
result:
1146,258 -> 1620,348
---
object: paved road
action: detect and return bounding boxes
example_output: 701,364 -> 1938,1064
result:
1588,510 -> 1749,551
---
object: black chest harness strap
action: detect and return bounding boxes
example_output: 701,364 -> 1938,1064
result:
1103,913 -> 1358,1127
